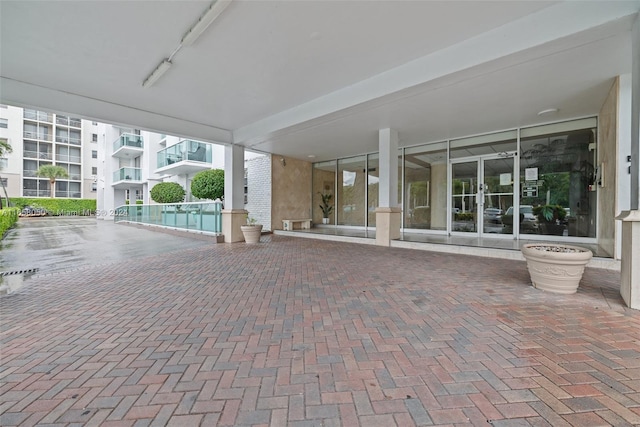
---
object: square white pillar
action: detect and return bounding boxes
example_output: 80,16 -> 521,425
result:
376,128 -> 401,246
222,144 -> 247,242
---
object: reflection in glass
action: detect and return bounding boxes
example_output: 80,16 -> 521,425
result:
312,161 -> 336,224
404,143 -> 447,230
520,125 -> 596,237
338,156 -> 366,226
367,154 -> 378,227
451,161 -> 477,232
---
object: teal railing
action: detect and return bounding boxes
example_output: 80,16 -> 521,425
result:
114,202 -> 223,234
157,140 -> 212,168
113,167 -> 142,182
113,133 -> 144,152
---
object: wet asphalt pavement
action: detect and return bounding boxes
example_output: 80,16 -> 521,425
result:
0,216 -> 212,280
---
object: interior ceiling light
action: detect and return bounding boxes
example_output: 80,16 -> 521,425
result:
537,108 -> 559,116
181,0 -> 232,47
142,59 -> 172,88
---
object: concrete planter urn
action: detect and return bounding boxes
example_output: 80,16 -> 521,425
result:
521,243 -> 592,294
241,225 -> 262,243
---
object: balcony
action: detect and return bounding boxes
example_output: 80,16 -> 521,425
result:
112,133 -> 144,158
55,116 -> 82,128
23,110 -> 53,123
112,167 -> 143,189
156,140 -> 212,176
23,131 -> 52,141
23,150 -> 53,160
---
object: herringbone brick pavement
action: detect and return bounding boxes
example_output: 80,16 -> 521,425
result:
1,235 -> 638,426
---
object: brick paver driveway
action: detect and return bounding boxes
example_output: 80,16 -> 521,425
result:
1,230 -> 639,426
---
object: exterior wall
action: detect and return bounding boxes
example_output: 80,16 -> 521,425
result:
244,154 -> 272,230
0,105 -> 24,198
598,78 -> 618,257
271,155 -> 312,230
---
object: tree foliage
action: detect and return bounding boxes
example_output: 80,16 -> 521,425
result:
191,169 -> 224,200
0,139 -> 13,158
36,165 -> 69,183
150,182 -> 185,204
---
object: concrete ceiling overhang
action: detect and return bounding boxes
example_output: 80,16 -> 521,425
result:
1,1 -> 638,162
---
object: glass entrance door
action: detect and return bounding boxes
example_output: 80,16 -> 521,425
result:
451,155 -> 515,236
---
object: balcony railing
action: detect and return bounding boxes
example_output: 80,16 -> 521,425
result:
55,191 -> 82,198
113,167 -> 142,182
69,119 -> 81,128
113,133 -> 144,152
23,110 -> 53,122
56,154 -> 81,163
23,131 -> 52,141
23,150 -> 53,160
22,189 -> 51,197
23,170 -> 38,177
55,116 -> 82,127
114,201 -> 223,234
157,140 -> 212,168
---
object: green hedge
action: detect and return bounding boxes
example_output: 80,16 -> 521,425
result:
0,208 -> 20,237
10,198 -> 97,216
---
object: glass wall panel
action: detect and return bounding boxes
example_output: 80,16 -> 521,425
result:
367,154 -> 379,227
312,161 -> 336,224
403,142 -> 447,230
519,123 -> 596,237
450,130 -> 517,158
338,156 -> 366,226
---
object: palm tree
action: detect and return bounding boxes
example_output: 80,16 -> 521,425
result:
36,165 -> 69,198
0,139 -> 12,157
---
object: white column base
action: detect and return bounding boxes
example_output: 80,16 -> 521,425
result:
616,210 -> 640,309
222,209 -> 248,243
375,207 -> 401,247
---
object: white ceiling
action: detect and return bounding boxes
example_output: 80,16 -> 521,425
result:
1,1 -> 638,162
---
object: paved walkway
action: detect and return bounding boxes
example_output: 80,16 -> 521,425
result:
1,221 -> 639,426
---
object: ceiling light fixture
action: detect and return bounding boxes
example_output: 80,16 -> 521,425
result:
142,59 -> 172,88
537,108 -> 559,116
181,0 -> 232,47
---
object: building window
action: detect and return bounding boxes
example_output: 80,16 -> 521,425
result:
0,158 -> 8,169
0,118 -> 7,129
91,150 -> 97,159
92,133 -> 98,142
92,167 -> 97,175
0,178 -> 7,187
92,121 -> 98,126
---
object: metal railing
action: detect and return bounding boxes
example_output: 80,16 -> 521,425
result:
157,140 -> 212,168
114,201 -> 223,234
23,131 -> 52,141
23,150 -> 53,160
24,110 -> 53,122
22,189 -> 51,197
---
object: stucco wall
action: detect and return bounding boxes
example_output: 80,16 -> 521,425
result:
271,155 -> 312,230
598,78 -> 618,257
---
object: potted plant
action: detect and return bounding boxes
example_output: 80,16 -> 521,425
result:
319,192 -> 333,224
533,204 -> 566,235
241,214 -> 263,244
521,243 -> 592,294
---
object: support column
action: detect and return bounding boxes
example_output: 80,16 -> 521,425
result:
222,144 -> 247,242
619,16 -> 640,309
376,128 -> 401,246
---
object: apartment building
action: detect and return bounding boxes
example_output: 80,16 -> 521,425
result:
0,105 -> 98,200
95,124 -> 226,218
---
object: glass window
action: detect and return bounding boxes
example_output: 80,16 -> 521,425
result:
519,120 -> 597,237
91,150 -> 97,159
450,130 -> 517,159
403,142 -> 447,230
367,154 -> 379,227
337,156 -> 366,226
312,160 -> 336,224
0,118 -> 7,128
92,133 -> 98,142
92,167 -> 98,175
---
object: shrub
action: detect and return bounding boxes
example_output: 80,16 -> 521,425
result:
0,208 -> 20,237
10,198 -> 96,216
191,169 -> 224,200
150,182 -> 185,204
